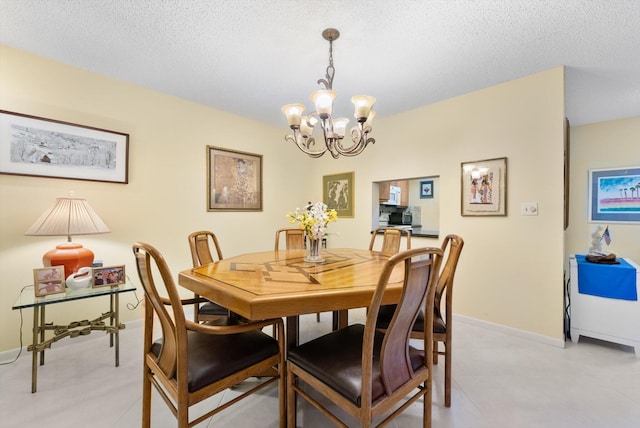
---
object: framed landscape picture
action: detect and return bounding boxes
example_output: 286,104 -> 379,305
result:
323,171 -> 354,218
207,146 -> 263,212
461,157 -> 507,216
589,166 -> 640,223
0,110 -> 129,183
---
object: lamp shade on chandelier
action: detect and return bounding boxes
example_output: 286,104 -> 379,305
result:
282,28 -> 376,159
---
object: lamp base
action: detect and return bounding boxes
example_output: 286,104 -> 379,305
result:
43,243 -> 95,278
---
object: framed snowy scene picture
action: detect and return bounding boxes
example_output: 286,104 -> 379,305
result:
0,110 -> 129,183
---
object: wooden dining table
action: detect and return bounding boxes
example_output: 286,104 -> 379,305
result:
178,248 -> 404,350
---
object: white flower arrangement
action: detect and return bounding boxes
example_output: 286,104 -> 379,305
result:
286,201 -> 338,240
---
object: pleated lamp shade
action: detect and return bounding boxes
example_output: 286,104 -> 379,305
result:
25,198 -> 110,277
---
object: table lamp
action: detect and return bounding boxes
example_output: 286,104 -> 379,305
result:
25,197 -> 110,277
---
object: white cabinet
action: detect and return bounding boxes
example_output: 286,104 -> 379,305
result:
569,255 -> 640,357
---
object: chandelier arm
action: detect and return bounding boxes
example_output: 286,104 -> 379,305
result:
284,130 -> 327,158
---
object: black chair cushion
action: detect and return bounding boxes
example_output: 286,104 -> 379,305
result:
287,324 -> 424,406
198,301 -> 229,317
376,304 -> 446,335
151,329 -> 279,392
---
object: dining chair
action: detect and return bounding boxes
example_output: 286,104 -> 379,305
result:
376,234 -> 464,407
369,227 -> 412,255
187,230 -> 230,323
274,227 -> 305,251
275,227 -> 325,322
287,246 -> 443,428
132,242 -> 285,428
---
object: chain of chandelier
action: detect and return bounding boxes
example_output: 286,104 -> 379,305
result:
281,28 -> 376,159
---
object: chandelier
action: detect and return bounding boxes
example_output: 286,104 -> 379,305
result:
281,28 -> 376,159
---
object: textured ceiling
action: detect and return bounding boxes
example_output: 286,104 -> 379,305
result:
1,0 -> 639,127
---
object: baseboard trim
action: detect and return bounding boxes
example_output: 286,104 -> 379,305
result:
453,314 -> 566,349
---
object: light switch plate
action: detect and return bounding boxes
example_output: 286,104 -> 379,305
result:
521,202 -> 538,216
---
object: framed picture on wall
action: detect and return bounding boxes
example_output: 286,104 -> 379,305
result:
323,171 -> 354,218
207,146 -> 263,211
420,180 -> 434,198
461,157 -> 507,216
0,110 -> 129,183
589,166 -> 640,223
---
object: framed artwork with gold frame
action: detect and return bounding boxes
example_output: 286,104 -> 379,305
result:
207,146 -> 263,212
461,157 -> 507,216
323,171 -> 354,218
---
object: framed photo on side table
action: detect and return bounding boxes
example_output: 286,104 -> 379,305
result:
0,110 -> 129,183
323,171 -> 354,218
461,157 -> 507,216
207,146 -> 263,211
33,266 -> 65,297
589,166 -> 640,223
93,265 -> 126,287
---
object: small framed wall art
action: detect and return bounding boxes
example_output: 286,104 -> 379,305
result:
323,171 -> 354,218
420,180 -> 434,199
93,265 -> 126,287
33,266 -> 65,297
589,166 -> 640,223
207,146 -> 263,211
461,157 -> 507,216
0,110 -> 129,183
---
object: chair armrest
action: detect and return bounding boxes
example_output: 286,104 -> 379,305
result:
185,318 -> 283,335
159,296 -> 207,306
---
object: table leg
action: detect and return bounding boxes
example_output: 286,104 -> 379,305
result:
109,293 -> 114,348
114,293 -> 120,367
39,306 -> 45,366
336,310 -> 348,329
285,316 -> 299,352
31,305 -> 39,393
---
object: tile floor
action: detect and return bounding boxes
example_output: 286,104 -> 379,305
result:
1,309 -> 639,428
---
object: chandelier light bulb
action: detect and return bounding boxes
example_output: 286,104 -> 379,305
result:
282,103 -> 305,128
300,116 -> 315,137
332,118 -> 350,137
351,95 -> 376,122
310,90 -> 336,120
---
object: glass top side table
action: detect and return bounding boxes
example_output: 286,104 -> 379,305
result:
12,283 -> 136,392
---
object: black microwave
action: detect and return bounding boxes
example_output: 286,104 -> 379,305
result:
389,212 -> 412,225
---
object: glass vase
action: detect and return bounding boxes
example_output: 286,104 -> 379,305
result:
305,237 -> 324,263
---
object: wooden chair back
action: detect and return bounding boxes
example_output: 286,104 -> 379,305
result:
287,246 -> 443,427
187,231 -> 228,322
435,234 -> 464,320
366,247 -> 442,398
188,230 -> 223,267
133,242 -> 285,428
274,227 -> 305,251
369,227 -> 411,255
133,242 -> 189,382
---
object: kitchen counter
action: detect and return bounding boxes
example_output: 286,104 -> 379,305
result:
373,226 -> 439,239
409,228 -> 439,239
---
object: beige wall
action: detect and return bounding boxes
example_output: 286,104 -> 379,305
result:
0,45 -> 310,352
565,117 -> 640,262
1,45 -> 571,353
363,68 -> 567,342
